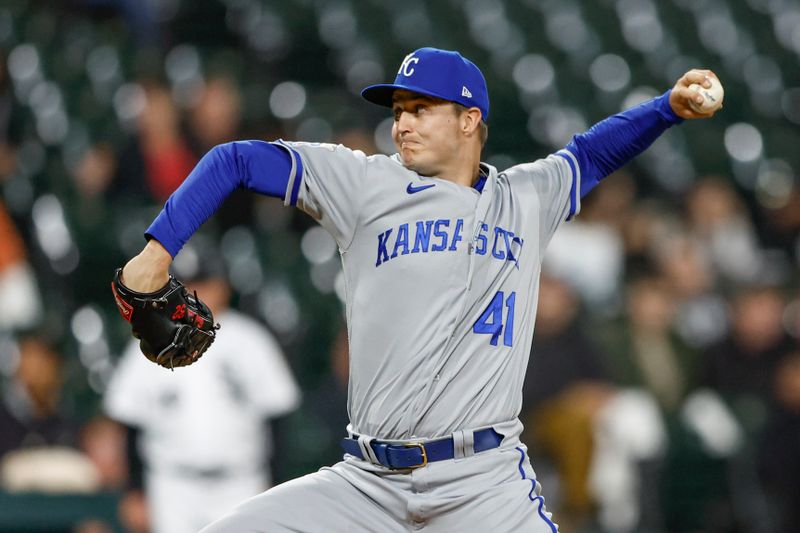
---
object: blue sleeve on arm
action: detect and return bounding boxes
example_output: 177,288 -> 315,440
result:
564,90 -> 683,207
145,141 -> 300,257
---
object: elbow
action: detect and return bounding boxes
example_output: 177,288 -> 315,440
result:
205,142 -> 246,183
209,142 -> 237,158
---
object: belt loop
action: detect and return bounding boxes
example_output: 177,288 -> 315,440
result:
357,435 -> 379,465
463,430 -> 476,458
452,430 -> 467,460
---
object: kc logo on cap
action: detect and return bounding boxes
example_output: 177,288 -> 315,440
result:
361,47 -> 490,122
398,53 -> 420,77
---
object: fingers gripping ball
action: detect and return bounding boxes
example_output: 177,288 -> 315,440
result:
111,269 -> 219,369
688,76 -> 724,114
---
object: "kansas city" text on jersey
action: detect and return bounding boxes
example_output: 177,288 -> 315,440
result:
375,219 -> 523,267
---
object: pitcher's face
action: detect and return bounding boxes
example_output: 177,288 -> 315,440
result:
391,90 -> 462,177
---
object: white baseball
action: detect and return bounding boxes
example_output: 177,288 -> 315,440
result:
688,77 -> 724,114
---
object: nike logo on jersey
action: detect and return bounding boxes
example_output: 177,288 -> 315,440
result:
406,182 -> 436,194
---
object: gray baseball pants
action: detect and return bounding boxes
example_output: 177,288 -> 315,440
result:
200,443 -> 558,532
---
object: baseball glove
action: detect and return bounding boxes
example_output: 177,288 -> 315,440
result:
111,268 -> 218,369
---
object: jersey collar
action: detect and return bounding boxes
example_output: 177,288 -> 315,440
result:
391,154 -> 496,195
472,163 -> 493,193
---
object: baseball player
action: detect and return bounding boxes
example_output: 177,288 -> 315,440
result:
105,243 -> 300,533
114,47 -> 721,531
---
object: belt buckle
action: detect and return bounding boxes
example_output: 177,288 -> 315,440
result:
403,442 -> 428,469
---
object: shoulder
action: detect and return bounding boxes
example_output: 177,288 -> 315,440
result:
282,141 -> 368,161
501,153 -> 568,177
497,154 -> 575,199
366,152 -> 414,175
289,143 -> 406,171
284,142 -> 410,176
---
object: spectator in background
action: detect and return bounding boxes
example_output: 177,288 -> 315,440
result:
686,177 -> 764,285
521,273 -> 615,531
701,285 -> 791,432
70,143 -> 118,211
188,75 -> 242,152
103,239 -> 300,533
0,202 -> 42,330
79,415 -> 128,491
116,81 -> 197,204
759,350 -> 800,532
543,173 -> 632,313
65,143 -> 127,307
279,323 -> 350,481
0,334 -> 98,493
79,416 -> 138,533
0,335 -> 78,457
2,47 -> 37,313
592,275 -> 681,531
621,201 -> 671,273
187,75 -> 254,229
600,275 -> 744,532
606,275 -> 697,411
0,48 -> 22,182
698,285 -> 790,531
760,180 -> 800,253
655,231 -> 728,348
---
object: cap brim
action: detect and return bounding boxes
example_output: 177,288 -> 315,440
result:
361,83 -> 457,109
360,84 -> 400,108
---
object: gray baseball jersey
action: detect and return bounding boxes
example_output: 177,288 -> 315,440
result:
198,143 -> 571,532
277,141 -> 577,442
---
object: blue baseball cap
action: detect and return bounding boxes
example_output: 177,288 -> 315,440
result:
361,47 -> 490,121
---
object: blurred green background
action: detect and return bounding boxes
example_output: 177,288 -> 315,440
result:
1,0 -> 800,532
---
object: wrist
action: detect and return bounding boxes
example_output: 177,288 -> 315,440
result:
663,89 -> 685,124
142,239 -> 173,268
121,240 -> 172,292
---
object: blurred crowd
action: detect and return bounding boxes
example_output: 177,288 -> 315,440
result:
522,174 -> 800,532
1,1 -> 800,532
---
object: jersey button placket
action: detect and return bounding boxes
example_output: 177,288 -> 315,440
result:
401,187 -> 481,437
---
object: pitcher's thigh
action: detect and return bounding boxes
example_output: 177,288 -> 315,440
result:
430,476 -> 559,533
200,466 -> 407,533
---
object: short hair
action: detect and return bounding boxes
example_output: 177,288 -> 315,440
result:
453,103 -> 489,147
477,120 -> 489,147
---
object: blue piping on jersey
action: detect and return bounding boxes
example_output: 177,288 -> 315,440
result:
533,496 -> 555,531
473,174 -> 487,193
515,447 -> 558,532
516,446 -> 527,478
272,140 -> 304,207
555,150 -> 580,220
288,147 -> 303,206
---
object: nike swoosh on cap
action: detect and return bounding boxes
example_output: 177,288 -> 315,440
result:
406,183 -> 436,194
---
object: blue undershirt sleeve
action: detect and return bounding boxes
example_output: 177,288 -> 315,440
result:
145,140 -> 299,257
562,90 -> 683,210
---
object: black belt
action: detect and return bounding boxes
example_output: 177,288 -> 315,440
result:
340,428 -> 503,470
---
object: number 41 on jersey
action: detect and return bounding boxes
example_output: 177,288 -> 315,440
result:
473,291 -> 516,347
